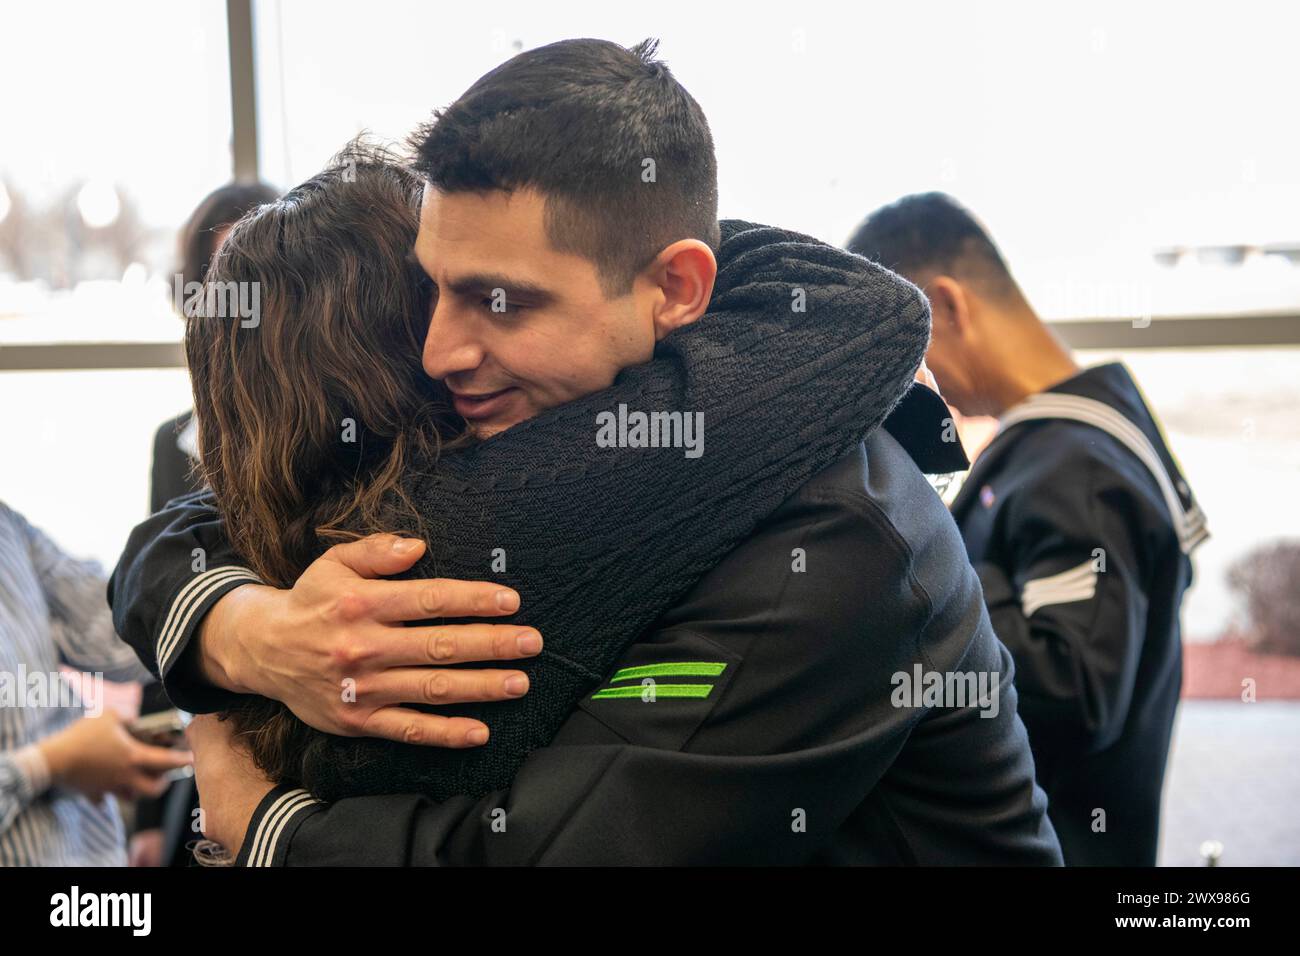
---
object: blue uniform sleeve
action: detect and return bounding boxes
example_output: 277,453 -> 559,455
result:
975,451 -> 1156,759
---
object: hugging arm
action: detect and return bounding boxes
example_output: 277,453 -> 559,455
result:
107,507 -> 530,745
108,222 -> 930,750
232,466 -> 1059,866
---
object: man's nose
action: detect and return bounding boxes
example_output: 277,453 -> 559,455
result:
423,302 -> 485,380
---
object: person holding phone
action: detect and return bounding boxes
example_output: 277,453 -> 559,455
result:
0,500 -> 192,865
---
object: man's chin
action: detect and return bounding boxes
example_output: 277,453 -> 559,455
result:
468,417 -> 523,440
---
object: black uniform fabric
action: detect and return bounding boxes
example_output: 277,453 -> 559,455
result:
138,409 -> 205,866
235,427 -> 1061,866
149,411 -> 202,514
109,220 -> 933,802
950,362 -> 1204,865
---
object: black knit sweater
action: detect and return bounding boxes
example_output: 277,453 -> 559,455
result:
292,220 -> 931,801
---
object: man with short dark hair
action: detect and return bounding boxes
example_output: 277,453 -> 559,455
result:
408,38 -> 723,439
848,192 -> 1207,864
111,43 -> 1061,866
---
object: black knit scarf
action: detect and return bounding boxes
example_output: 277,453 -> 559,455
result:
285,221 -> 931,801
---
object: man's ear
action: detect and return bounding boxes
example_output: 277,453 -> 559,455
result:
645,239 -> 717,341
925,275 -> 973,342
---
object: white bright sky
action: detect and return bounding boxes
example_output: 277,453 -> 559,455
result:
256,0 -> 1300,317
2,0 -> 1300,325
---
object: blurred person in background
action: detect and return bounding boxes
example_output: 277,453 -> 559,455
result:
132,180 -> 277,867
151,181 -> 279,514
847,193 -> 1209,865
0,500 -> 191,865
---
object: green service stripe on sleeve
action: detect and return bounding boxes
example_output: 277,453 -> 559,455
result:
591,684 -> 715,700
609,662 -> 727,683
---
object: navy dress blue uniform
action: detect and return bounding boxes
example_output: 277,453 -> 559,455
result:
951,362 -> 1208,866
108,391 -> 1062,866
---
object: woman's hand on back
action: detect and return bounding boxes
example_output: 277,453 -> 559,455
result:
194,533 -> 542,747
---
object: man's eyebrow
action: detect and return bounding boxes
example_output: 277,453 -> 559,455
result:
446,272 -> 557,303
405,248 -> 433,277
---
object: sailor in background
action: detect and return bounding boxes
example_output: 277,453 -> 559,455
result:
847,193 -> 1208,865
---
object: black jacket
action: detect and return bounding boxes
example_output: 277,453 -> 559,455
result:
950,362 -> 1206,866
229,426 -> 1060,865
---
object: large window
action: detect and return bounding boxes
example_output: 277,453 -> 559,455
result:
4,3 -> 1297,619
0,1 -> 231,563
4,1 -> 1298,609
0,0 -> 232,347
255,0 -> 1300,320
0,368 -> 193,567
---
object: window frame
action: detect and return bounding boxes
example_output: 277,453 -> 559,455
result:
2,0 -> 1297,373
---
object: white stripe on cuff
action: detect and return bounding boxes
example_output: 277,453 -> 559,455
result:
247,789 -> 322,867
156,566 -> 262,673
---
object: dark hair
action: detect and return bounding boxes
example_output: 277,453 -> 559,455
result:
410,37 -> 720,295
186,141 -> 466,795
173,181 -> 279,314
187,141 -> 461,588
846,192 -> 1018,299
